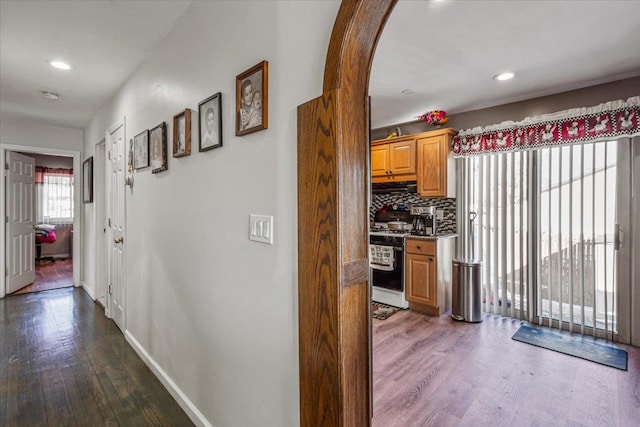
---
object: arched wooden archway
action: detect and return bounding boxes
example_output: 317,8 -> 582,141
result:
297,1 -> 397,425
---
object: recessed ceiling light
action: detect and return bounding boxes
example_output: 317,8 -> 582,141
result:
401,89 -> 415,95
41,91 -> 60,100
49,60 -> 71,70
494,72 -> 515,81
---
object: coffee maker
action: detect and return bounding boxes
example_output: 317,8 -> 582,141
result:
410,206 -> 436,236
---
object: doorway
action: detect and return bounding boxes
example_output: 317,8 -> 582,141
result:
1,144 -> 81,299
10,151 -> 75,295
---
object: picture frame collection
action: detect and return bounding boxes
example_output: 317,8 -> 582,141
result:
132,60 -> 268,174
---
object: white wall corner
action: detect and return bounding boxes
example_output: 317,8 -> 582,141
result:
81,281 -> 97,301
124,331 -> 214,427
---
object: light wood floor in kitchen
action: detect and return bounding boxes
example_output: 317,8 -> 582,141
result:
372,309 -> 639,427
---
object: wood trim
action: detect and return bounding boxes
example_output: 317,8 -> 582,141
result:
297,1 -> 397,426
342,259 -> 370,287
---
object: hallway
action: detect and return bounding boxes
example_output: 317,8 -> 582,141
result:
0,287 -> 193,426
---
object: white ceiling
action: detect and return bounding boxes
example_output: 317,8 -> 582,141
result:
370,0 -> 640,128
1,1 -> 638,131
0,0 -> 193,129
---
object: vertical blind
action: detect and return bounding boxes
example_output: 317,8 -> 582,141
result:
460,140 -> 618,336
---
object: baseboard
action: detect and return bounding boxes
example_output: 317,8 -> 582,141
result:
80,281 -> 96,300
125,331 -> 213,427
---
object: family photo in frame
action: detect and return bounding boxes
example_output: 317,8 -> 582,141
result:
173,108 -> 192,157
150,122 -> 167,173
83,157 -> 93,203
198,92 -> 222,152
236,61 -> 268,136
134,129 -> 149,169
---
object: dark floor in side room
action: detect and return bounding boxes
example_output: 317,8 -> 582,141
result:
0,287 -> 194,426
10,257 -> 73,295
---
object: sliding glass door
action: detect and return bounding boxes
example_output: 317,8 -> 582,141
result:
537,141 -> 618,337
464,140 -> 627,338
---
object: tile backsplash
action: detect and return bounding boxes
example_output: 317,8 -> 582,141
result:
371,193 -> 457,234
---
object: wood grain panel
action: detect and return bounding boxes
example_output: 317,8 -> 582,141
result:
298,94 -> 341,427
342,259 -> 369,287
297,1 -> 398,426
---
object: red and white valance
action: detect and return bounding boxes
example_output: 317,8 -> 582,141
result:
452,96 -> 640,157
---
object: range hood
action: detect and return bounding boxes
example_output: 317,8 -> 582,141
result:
371,181 -> 417,194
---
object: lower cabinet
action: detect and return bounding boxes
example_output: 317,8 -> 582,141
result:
405,237 -> 454,316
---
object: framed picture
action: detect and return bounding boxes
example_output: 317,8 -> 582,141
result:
235,60 -> 268,136
198,92 -> 222,152
83,157 -> 93,203
150,122 -> 167,173
173,109 -> 192,157
134,130 -> 149,169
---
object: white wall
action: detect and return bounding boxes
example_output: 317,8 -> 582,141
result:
83,2 -> 339,426
0,120 -> 83,151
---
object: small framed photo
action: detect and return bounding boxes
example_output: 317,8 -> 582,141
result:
134,130 -> 149,169
173,109 -> 192,158
199,92 -> 222,152
83,157 -> 93,203
236,60 -> 268,136
150,122 -> 167,173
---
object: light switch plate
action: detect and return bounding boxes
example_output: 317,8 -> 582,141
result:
436,209 -> 444,220
249,214 -> 274,244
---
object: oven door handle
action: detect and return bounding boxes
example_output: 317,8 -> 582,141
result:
370,262 -> 395,271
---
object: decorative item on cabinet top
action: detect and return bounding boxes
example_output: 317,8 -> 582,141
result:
417,110 -> 448,127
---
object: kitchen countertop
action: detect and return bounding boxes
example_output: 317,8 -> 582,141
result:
405,233 -> 458,240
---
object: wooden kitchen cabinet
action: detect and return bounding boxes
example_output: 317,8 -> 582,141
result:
370,138 -> 417,182
405,237 -> 455,316
405,239 -> 438,308
417,128 -> 456,197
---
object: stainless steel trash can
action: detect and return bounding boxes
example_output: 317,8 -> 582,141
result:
451,259 -> 482,322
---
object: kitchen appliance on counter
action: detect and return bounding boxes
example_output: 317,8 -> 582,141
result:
410,205 -> 436,236
369,209 -> 412,308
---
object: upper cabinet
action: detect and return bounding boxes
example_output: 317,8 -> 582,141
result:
371,138 -> 417,182
416,128 -> 456,198
371,128 -> 456,197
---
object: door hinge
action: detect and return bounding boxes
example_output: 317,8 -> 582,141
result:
108,218 -> 112,227
108,151 -> 112,160
109,284 -> 112,295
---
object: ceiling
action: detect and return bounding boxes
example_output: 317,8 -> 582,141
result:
0,0 -> 193,129
370,0 -> 640,128
1,1 -> 639,131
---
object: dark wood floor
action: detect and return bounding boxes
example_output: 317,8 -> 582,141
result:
10,258 -> 73,295
0,287 -> 193,426
373,309 -> 640,427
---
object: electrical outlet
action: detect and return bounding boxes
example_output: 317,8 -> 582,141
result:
436,209 -> 444,220
249,214 -> 274,244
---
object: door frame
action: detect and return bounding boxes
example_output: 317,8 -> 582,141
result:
94,139 -> 107,307
105,117 -> 126,327
296,1 -> 396,425
0,143 -> 82,299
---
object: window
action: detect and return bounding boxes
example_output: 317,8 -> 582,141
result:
36,167 -> 74,224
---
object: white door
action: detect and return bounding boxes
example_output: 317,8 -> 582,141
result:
6,151 -> 36,293
107,122 -> 125,331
